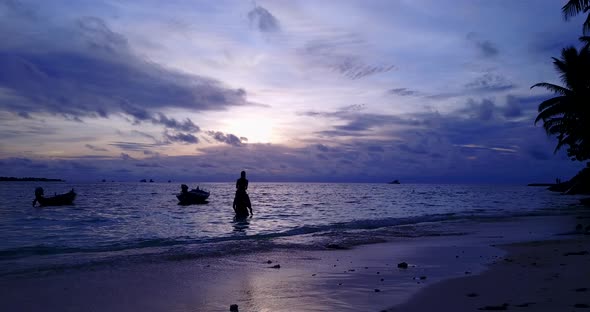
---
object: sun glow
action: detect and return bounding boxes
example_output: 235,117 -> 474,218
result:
224,117 -> 275,144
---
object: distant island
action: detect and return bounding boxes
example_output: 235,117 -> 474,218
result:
0,177 -> 64,182
388,179 -> 401,184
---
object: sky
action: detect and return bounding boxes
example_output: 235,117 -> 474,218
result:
0,0 -> 587,183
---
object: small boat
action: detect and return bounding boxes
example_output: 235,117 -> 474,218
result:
388,179 -> 401,184
32,187 -> 76,207
177,184 -> 210,205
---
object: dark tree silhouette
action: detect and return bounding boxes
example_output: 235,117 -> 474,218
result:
532,43 -> 590,161
563,0 -> 590,34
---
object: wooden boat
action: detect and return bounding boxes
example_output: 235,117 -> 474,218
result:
32,187 -> 76,206
177,184 -> 210,205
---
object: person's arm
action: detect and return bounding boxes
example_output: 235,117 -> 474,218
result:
248,206 -> 253,216
32,198 -> 37,207
244,179 -> 248,191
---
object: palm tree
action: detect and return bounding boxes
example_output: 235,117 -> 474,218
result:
562,0 -> 590,34
532,44 -> 590,161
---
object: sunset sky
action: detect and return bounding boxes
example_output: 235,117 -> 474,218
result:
0,0 -> 586,183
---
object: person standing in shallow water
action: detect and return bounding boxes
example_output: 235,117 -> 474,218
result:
233,171 -> 252,216
236,170 -> 248,192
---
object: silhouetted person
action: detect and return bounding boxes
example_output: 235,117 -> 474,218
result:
32,187 -> 44,206
233,171 -> 252,216
181,184 -> 189,194
236,171 -> 248,192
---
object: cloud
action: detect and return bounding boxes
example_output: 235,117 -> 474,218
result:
315,144 -> 331,152
247,4 -> 280,32
77,16 -> 128,54
0,0 -> 38,21
466,32 -> 499,57
120,153 -> 134,161
0,128 -> 579,183
503,95 -> 522,118
135,162 -> 162,168
299,99 -> 564,178
333,57 -> 395,80
85,144 -> 108,152
206,131 -> 244,146
301,107 -> 424,138
151,113 -> 200,133
464,73 -> 515,92
164,131 -> 199,144
17,111 -> 31,119
0,14 -> 249,129
301,34 -> 395,80
129,130 -> 158,141
109,141 -> 167,152
455,144 -> 518,153
397,142 -> 428,155
463,98 -> 495,121
388,88 -> 421,96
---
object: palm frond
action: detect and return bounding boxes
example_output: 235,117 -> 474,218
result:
536,104 -> 569,125
540,116 -> 565,132
562,0 -> 590,20
537,96 -> 567,114
530,82 -> 570,95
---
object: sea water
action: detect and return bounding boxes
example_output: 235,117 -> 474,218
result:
0,182 -> 584,276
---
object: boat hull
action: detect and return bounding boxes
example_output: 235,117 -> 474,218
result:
36,190 -> 76,206
177,190 -> 210,205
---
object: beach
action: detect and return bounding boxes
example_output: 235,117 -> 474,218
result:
1,214 -> 588,311
388,237 -> 590,312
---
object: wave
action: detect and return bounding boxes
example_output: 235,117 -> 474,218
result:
1,205 -> 583,274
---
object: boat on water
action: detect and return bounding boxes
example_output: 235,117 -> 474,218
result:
32,187 -> 76,207
177,184 -> 210,205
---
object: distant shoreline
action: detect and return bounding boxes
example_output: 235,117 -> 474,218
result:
0,177 -> 64,182
527,183 -> 556,187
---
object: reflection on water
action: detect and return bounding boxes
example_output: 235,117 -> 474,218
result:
232,216 -> 251,233
0,182 -> 584,275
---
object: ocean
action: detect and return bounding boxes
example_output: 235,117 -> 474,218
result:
0,182 -> 584,276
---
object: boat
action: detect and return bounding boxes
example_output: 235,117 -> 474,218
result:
177,184 -> 210,205
32,187 -> 76,207
388,179 -> 401,184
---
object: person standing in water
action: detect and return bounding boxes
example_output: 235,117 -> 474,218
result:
233,171 -> 252,216
236,170 -> 248,192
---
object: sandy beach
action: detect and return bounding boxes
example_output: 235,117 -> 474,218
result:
0,215 -> 588,311
388,238 -> 590,312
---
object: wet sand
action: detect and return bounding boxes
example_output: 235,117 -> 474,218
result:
0,216 -> 588,311
387,238 -> 590,312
